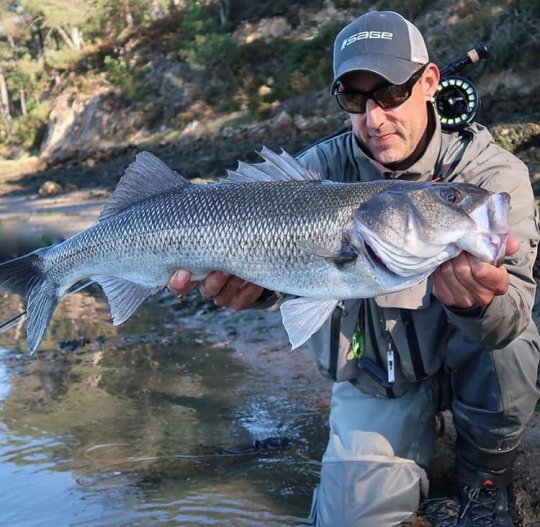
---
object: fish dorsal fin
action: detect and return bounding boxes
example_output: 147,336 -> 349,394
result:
225,147 -> 321,183
100,152 -> 189,221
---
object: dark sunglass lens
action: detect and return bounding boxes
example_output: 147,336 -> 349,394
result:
375,84 -> 410,108
336,93 -> 366,113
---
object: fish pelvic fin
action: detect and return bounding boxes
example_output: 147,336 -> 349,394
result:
0,249 -> 59,355
280,298 -> 339,349
91,276 -> 163,325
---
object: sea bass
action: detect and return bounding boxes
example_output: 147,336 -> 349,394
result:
0,148 -> 510,354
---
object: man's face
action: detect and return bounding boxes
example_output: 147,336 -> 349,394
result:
341,64 -> 439,169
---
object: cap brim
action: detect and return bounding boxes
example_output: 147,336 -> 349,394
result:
331,55 -> 419,92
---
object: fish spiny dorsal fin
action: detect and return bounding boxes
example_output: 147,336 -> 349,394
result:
224,147 -> 321,184
100,151 -> 189,221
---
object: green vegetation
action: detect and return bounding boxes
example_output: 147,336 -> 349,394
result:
481,0 -> 540,72
103,55 -> 148,102
0,0 -> 538,159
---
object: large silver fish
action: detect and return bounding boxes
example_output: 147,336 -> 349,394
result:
0,148 -> 509,354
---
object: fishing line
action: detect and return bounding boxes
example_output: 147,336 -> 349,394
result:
0,280 -> 94,334
76,442 -> 271,489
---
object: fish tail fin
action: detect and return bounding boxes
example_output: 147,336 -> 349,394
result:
0,249 -> 59,355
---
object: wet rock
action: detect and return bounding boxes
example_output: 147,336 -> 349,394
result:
58,337 -> 91,353
38,180 -> 64,197
233,16 -> 292,44
271,110 -> 294,133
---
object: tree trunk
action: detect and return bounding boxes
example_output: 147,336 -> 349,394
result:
124,0 -> 134,29
0,71 -> 11,120
0,70 -> 12,137
218,0 -> 230,27
20,87 -> 27,117
34,26 -> 45,56
70,27 -> 83,50
6,32 -> 15,48
56,26 -> 77,51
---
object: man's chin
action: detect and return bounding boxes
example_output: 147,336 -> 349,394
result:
372,151 -> 406,168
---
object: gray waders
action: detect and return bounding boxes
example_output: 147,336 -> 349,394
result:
309,321 -> 540,526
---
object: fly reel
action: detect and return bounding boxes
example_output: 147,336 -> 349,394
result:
434,76 -> 479,131
433,42 -> 489,132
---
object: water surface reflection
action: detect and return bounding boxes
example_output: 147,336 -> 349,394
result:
0,291 -> 327,526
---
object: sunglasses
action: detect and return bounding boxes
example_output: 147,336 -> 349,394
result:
333,64 -> 428,114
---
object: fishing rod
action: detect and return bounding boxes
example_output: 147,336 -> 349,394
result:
0,280 -> 93,335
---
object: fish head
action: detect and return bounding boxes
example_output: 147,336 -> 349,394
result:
347,182 -> 510,280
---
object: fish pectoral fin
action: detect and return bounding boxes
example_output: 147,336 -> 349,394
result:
280,298 -> 339,350
91,276 -> 163,325
297,240 -> 358,264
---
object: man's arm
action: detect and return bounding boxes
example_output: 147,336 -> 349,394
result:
433,139 -> 539,348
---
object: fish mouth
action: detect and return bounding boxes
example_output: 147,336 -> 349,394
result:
362,238 -> 427,283
364,241 -> 397,276
493,233 -> 508,266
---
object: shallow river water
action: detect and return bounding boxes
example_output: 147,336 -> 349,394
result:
0,290 -> 328,526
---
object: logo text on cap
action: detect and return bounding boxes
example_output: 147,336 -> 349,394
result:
341,31 -> 393,50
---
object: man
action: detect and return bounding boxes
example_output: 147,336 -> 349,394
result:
169,11 -> 540,527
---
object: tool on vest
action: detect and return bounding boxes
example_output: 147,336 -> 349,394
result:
433,42 -> 489,132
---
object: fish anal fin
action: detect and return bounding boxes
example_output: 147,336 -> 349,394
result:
280,298 -> 339,349
100,152 -> 189,221
91,275 -> 162,325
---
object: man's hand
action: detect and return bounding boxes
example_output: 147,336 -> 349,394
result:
168,270 -> 264,311
432,235 -> 520,309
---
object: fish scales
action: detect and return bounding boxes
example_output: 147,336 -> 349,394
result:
44,179 -> 394,299
0,148 -> 510,353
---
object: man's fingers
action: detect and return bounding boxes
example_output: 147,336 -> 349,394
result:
505,234 -> 520,257
433,250 -> 511,308
469,257 -> 510,295
225,282 -> 265,310
212,276 -> 264,310
169,270 -> 197,295
169,270 -> 265,310
211,275 -> 245,306
200,271 -> 233,298
435,254 -> 479,307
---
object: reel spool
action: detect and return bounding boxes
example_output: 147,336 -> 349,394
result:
433,76 -> 479,131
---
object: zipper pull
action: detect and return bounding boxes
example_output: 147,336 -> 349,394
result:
387,346 -> 395,384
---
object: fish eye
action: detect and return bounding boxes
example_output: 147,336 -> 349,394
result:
440,188 -> 461,204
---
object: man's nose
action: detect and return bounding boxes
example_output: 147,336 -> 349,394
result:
364,98 -> 386,129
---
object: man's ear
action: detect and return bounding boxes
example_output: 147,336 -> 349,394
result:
422,63 -> 440,101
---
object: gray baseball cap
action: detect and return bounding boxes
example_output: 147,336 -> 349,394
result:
331,11 -> 429,92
